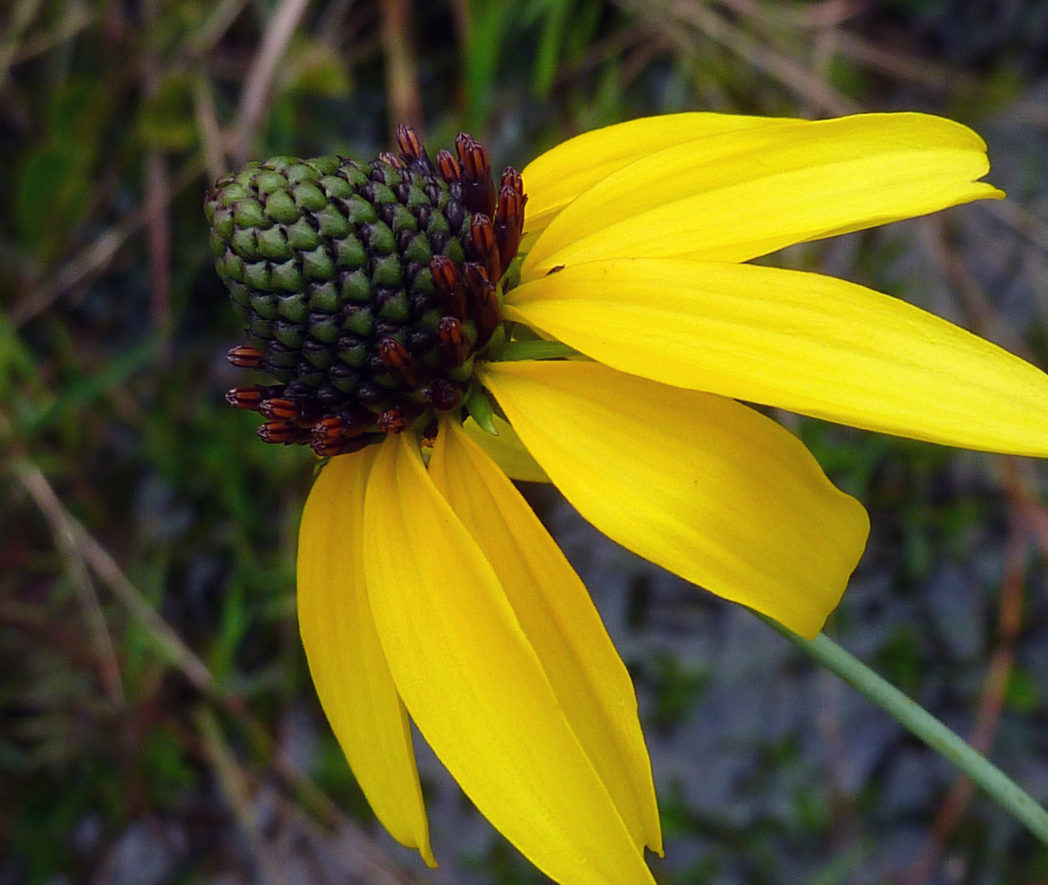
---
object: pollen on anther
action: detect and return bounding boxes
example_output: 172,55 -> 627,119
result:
469,213 -> 501,283
395,124 -> 427,163
438,315 -> 469,366
435,149 -> 461,183
430,255 -> 468,318
227,345 -> 264,368
454,133 -> 497,216
226,386 -> 264,409
258,420 -> 308,445
377,337 -> 423,387
259,397 -> 300,421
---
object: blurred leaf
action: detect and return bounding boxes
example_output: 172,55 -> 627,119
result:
464,0 -> 520,131
21,338 -> 155,437
1005,666 -> 1042,713
138,74 -> 197,151
531,0 -> 567,97
13,77 -> 108,260
281,36 -> 353,99
14,145 -> 91,259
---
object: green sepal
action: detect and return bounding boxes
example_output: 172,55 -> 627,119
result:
464,385 -> 498,435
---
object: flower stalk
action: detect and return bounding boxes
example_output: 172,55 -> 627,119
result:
757,612 -> 1048,846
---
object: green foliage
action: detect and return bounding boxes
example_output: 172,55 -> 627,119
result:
2,0 -> 1047,882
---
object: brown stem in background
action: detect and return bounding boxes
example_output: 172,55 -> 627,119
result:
11,156 -> 204,327
144,152 -> 172,368
193,72 -> 228,189
141,0 -> 173,368
15,460 -> 126,705
615,0 -> 859,116
7,441 -> 416,882
379,0 -> 423,137
232,0 -> 311,162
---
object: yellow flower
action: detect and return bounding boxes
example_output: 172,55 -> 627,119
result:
211,113 -> 1048,883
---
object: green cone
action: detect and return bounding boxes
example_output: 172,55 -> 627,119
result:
206,128 -> 522,456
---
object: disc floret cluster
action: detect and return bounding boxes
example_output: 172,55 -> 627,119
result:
205,126 -> 526,455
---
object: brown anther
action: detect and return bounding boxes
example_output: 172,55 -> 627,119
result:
469,213 -> 501,283
430,255 -> 468,318
377,337 -> 423,387
311,410 -> 371,446
258,420 -> 308,445
495,169 -> 527,273
455,132 -> 490,179
378,150 -> 405,169
454,132 -> 497,216
438,315 -> 469,366
499,166 -> 524,195
311,415 -> 347,443
395,124 -> 426,163
463,263 -> 501,346
259,397 -> 300,421
226,386 -> 264,410
424,378 -> 462,412
311,435 -> 375,458
462,261 -> 490,289
227,344 -> 264,368
435,149 -> 461,183
378,408 -> 408,433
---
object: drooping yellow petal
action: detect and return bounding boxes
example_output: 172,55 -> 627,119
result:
482,360 -> 869,638
363,432 -> 656,885
522,113 -> 1003,274
503,259 -> 1048,456
460,413 -> 549,483
429,418 -> 662,854
521,112 -> 792,239
297,449 -> 434,865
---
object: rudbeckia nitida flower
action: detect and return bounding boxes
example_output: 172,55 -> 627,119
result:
205,113 -> 1048,883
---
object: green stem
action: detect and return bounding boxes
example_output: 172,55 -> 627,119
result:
757,612 -> 1048,846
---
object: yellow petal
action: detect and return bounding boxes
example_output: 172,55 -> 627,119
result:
460,413 -> 549,483
363,432 -> 656,885
522,113 -> 1003,273
504,259 -> 1048,456
429,418 -> 662,853
297,449 -> 434,865
521,112 -> 792,240
482,360 -> 869,638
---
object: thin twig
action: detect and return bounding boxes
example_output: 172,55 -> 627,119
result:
0,0 -> 43,90
7,442 -> 415,880
13,460 -> 126,705
619,0 -> 859,116
231,0 -> 311,162
10,156 -> 204,327
378,0 -> 423,136
141,0 -> 174,369
193,72 -> 228,183
6,3 -> 94,70
717,0 -> 866,30
197,706 -> 293,885
184,0 -> 251,59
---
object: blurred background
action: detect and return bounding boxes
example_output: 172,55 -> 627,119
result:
3,1 -> 1048,883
